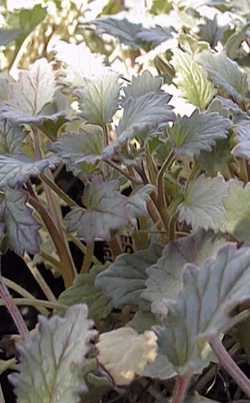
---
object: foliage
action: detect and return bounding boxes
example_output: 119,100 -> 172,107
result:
1,1 -> 250,403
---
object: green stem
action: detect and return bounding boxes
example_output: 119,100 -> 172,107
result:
2,276 -> 48,316
157,151 -> 174,208
40,173 -> 78,208
103,160 -> 142,184
239,159 -> 249,183
209,335 -> 250,398
40,250 -> 64,272
28,194 -> 75,287
23,254 -> 57,303
171,371 -> 192,403
81,242 -> 94,273
68,235 -> 102,265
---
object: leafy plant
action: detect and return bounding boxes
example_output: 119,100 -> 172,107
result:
2,1 -> 250,403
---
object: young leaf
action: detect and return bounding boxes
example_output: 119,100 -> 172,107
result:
172,50 -> 216,110
57,266 -> 112,323
95,245 -> 162,308
97,327 -> 157,385
48,125 -> 104,175
223,180 -> 250,242
65,179 -> 129,242
168,111 -> 231,158
178,175 -> 228,231
76,72 -> 121,126
155,244 -> 250,374
0,155 -> 59,188
143,230 -> 227,311
11,305 -> 97,403
3,189 -> 41,256
197,51 -> 248,102
0,59 -> 59,125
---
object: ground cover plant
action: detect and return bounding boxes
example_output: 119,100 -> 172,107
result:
2,0 -> 250,402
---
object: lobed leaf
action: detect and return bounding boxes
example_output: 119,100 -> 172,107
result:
11,305 -> 97,403
168,111 -> 231,158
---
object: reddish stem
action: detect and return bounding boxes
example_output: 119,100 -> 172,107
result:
171,371 -> 192,403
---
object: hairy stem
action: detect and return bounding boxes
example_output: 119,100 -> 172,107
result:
209,335 -> 250,398
81,242 -> 94,273
28,194 -> 75,287
171,371 -> 192,403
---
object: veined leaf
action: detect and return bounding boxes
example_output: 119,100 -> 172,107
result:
172,50 -> 216,110
11,305 -> 97,403
123,70 -> 163,98
223,180 -> 250,242
2,189 -> 41,256
97,327 -> 157,385
0,58 -> 60,125
53,40 -> 106,87
76,72 -> 121,126
48,125 -> 104,175
232,121 -> 250,159
143,230 -> 227,312
0,155 -> 59,188
0,121 -> 26,155
95,244 -> 162,308
155,244 -> 250,374
178,175 -> 228,231
197,51 -> 248,102
57,266 -> 112,323
208,96 -> 249,122
168,111 -> 231,158
65,179 -> 129,242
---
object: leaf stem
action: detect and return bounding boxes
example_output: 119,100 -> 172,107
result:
23,254 -> 57,303
103,160 -> 142,184
209,335 -> 250,398
68,235 -> 102,265
0,298 -> 66,311
157,151 -> 174,208
40,173 -> 78,208
81,242 -> 94,273
0,273 -> 29,339
171,371 -> 192,403
28,194 -> 75,287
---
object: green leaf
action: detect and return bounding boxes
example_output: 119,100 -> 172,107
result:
155,244 -> 250,374
232,121 -> 250,159
76,72 -> 121,126
48,125 -> 104,175
143,230 -> 227,313
2,189 -> 41,256
208,96 -> 249,122
57,266 -> 112,323
223,180 -> 250,242
171,50 -> 216,110
197,50 -> 248,102
0,155 -> 59,188
178,175 -> 228,231
11,305 -> 97,403
225,23 -> 250,59
168,111 -> 231,158
0,121 -> 25,155
95,244 -> 162,308
123,70 -> 163,98
197,138 -> 233,177
0,58 -> 59,125
65,179 -> 129,242
104,89 -> 175,156
198,16 -> 226,48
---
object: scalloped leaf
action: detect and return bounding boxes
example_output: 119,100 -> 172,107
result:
154,244 -> 250,375
95,244 -> 162,308
168,111 -> 231,157
0,58 -> 60,125
76,72 -> 121,126
123,70 -> 163,98
57,266 -> 112,323
65,179 -> 129,242
0,155 -> 59,188
2,189 -> 41,256
178,175 -> 228,231
48,125 -> 104,175
223,180 -> 250,242
143,230 -> 226,311
97,327 -> 157,385
172,50 -> 216,110
11,305 -> 97,403
197,51 -> 248,102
